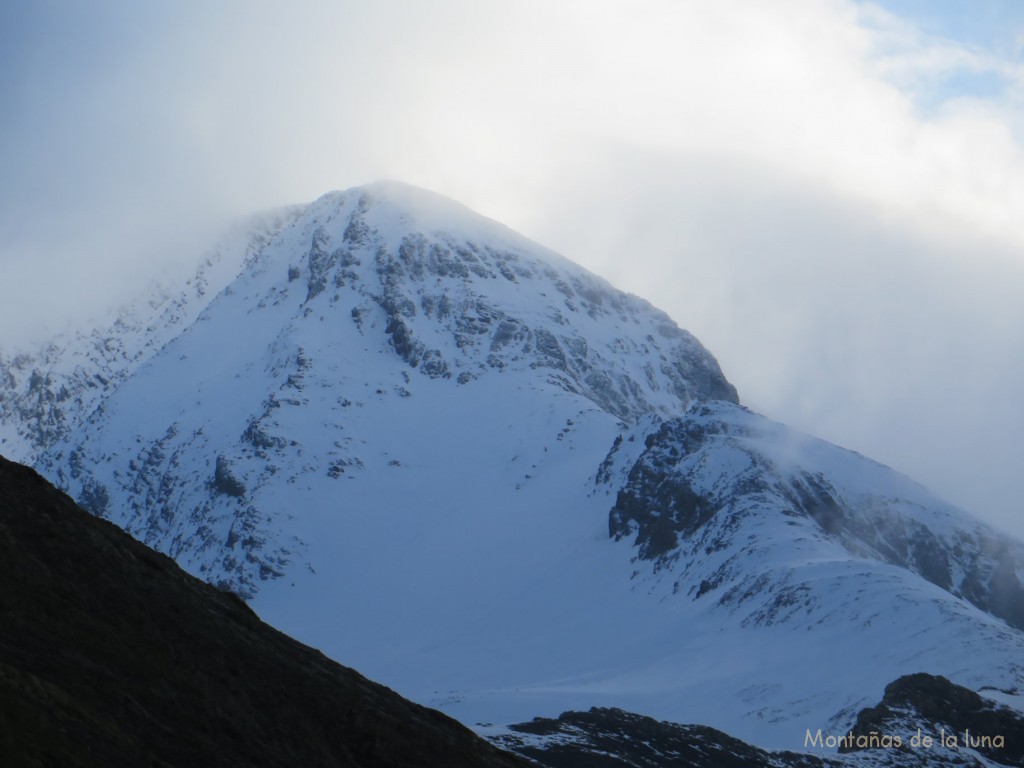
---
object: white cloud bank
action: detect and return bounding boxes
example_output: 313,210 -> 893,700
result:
1,0 -> 1022,535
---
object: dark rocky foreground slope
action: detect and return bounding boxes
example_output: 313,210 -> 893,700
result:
0,454 -> 528,768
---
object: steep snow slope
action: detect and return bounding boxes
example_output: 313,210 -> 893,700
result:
10,181 -> 1024,755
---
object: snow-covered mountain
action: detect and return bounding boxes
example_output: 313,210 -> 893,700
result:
3,181 -> 1023,763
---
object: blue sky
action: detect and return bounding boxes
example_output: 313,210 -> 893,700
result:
875,0 -> 1024,54
867,0 -> 1024,112
1,0 -> 1022,538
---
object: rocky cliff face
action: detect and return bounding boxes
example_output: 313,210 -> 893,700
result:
605,401 -> 1024,631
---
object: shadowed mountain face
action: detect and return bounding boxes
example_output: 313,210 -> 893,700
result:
0,455 -> 528,768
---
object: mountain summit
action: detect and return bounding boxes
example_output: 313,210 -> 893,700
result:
24,180 -> 738,596
2,182 -> 1023,759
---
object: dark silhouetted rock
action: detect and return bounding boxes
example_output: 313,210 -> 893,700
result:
0,455 -> 528,768
843,673 -> 1024,766
495,707 -> 835,767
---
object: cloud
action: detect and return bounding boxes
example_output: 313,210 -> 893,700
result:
534,148 -> 1024,537
0,0 -> 1021,535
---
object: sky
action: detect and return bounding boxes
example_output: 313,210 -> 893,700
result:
1,0 -> 1022,537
